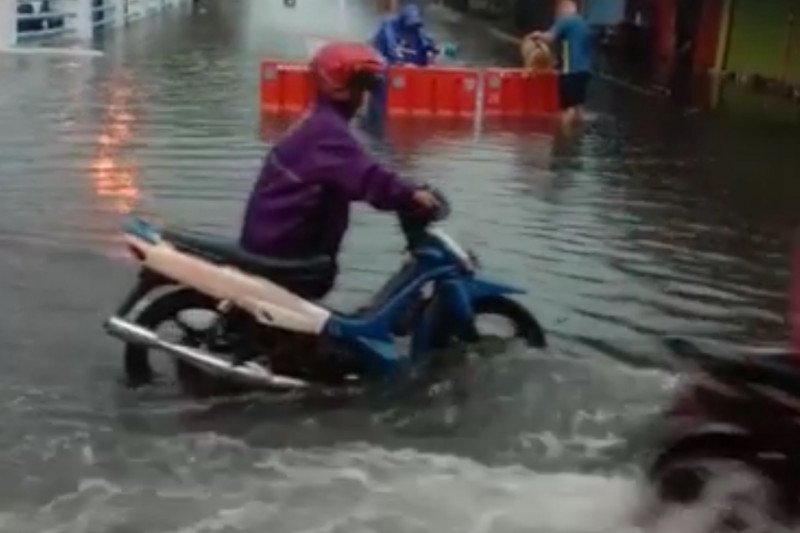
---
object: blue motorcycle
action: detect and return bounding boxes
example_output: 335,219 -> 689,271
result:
104,190 -> 546,395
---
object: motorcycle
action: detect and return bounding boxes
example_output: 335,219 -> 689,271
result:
103,190 -> 547,395
636,337 -> 800,531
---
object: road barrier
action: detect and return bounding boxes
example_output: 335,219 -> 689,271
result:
483,68 -> 559,117
385,66 -> 479,117
260,60 -> 561,118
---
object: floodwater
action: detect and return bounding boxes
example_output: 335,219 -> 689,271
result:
1,0 -> 799,531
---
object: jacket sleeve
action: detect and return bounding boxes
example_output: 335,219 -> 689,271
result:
375,21 -> 401,64
421,31 -> 438,53
316,134 -> 417,212
548,17 -> 568,41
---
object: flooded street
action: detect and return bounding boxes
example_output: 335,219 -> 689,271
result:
1,0 -> 799,531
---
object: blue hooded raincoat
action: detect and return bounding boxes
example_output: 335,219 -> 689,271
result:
372,4 -> 438,67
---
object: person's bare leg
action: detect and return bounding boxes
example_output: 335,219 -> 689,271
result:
561,106 -> 577,127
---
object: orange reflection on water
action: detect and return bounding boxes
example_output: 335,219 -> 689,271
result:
92,155 -> 140,214
91,87 -> 140,214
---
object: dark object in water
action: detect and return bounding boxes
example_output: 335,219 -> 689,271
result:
639,338 -> 800,529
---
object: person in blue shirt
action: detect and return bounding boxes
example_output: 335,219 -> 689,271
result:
372,3 -> 440,67
528,0 -> 593,124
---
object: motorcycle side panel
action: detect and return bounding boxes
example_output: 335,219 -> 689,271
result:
325,263 -> 460,375
351,335 -> 402,375
125,235 -> 331,335
409,276 -> 527,357
442,278 -> 477,335
407,280 -> 474,362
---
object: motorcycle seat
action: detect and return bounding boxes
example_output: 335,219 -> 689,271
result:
161,228 -> 334,284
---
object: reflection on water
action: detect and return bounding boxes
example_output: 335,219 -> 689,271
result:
91,82 -> 141,214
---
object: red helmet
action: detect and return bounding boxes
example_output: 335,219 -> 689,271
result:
310,42 -> 385,102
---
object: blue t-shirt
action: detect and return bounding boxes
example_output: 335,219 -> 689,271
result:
550,15 -> 593,74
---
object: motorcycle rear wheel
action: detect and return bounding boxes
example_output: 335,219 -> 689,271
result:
123,288 -> 247,396
123,288 -> 363,394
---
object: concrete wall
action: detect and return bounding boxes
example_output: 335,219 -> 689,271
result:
725,0 -> 799,82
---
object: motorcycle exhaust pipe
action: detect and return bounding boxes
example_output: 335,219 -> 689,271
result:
104,316 -> 310,392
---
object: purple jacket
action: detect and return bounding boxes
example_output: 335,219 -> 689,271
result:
240,100 -> 417,259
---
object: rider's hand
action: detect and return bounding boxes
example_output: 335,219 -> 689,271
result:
412,189 -> 440,213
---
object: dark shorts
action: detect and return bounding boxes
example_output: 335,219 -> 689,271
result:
558,71 -> 592,109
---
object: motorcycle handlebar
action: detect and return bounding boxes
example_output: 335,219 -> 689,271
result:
398,186 -> 450,249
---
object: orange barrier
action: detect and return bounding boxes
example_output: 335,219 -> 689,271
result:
260,61 -> 312,113
386,67 -> 479,118
260,61 -> 560,117
483,69 -> 560,117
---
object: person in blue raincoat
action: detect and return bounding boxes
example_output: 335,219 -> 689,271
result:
372,4 -> 440,67
366,3 -> 440,126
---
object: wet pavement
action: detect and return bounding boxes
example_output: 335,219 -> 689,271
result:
0,0 -> 799,531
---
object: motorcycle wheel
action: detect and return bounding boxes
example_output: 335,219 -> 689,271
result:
427,295 -> 546,349
640,438 -> 797,531
123,288 -> 245,396
471,296 -> 546,348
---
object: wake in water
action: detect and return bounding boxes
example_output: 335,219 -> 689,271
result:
3,438 -> 792,533
635,458 -> 799,533
0,439 -> 639,533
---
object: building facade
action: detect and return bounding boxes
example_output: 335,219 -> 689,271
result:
624,0 -> 798,83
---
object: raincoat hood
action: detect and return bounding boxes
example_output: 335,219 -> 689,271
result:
397,4 -> 423,28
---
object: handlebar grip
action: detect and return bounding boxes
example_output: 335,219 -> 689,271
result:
397,185 -> 449,250
421,185 -> 450,221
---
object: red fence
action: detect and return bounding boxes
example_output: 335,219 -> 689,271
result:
385,66 -> 480,117
260,61 -> 561,117
483,69 -> 560,117
260,61 -> 312,113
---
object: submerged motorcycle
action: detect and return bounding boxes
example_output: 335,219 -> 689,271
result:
104,191 -> 546,394
637,338 -> 800,530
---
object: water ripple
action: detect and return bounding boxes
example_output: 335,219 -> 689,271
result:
0,0 -> 797,530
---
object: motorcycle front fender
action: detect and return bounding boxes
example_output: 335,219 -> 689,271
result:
409,275 -> 526,361
465,276 -> 525,300
426,276 -> 523,342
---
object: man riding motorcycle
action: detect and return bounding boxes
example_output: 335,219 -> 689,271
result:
240,42 -> 440,300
